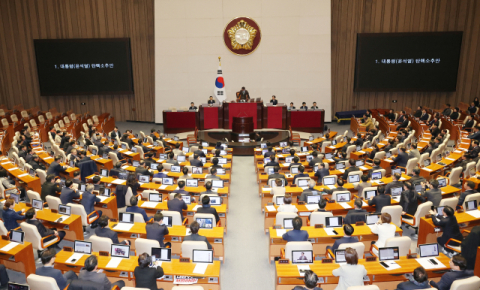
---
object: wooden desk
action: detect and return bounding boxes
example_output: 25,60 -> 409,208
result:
35,209 -> 84,241
303,132 -> 338,147
288,110 -> 325,133
0,239 -> 36,277
275,255 -> 449,290
0,159 -> 42,193
268,224 -> 402,263
350,117 -> 366,133
163,111 -> 198,134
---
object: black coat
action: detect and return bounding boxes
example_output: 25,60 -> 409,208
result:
134,266 -> 164,290
432,215 -> 463,246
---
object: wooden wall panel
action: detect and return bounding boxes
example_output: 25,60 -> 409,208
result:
332,0 -> 480,114
0,0 -> 154,122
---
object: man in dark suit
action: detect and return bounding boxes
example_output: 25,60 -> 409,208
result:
25,208 -> 65,244
424,141 -> 435,157
81,184 -> 102,227
396,267 -> 430,290
194,145 -> 206,158
420,109 -> 429,121
146,212 -> 169,247
183,221 -> 212,249
299,180 -> 319,202
466,140 -> 480,159
413,106 -> 422,118
167,193 -> 188,219
410,168 -> 426,185
468,126 -> 480,141
326,224 -> 359,252
282,217 -> 309,242
36,249 -> 78,289
126,196 -> 151,222
419,179 -> 442,207
463,115 -> 475,131
344,199 -> 368,224
172,180 -> 189,196
468,102 -> 478,114
208,96 -> 215,105
133,253 -> 165,290
264,147 -> 275,158
368,158 -> 382,178
197,195 -> 220,224
110,127 -> 120,139
190,154 -> 204,167
293,165 -> 309,185
41,174 -> 62,202
288,102 -> 296,110
300,102 -> 308,110
385,173 -> 403,195
18,145 -> 28,159
79,255 -> 125,290
442,104 -> 453,116
393,146 -> 409,169
60,180 -> 80,204
314,163 -> 330,183
189,102 -> 197,110
308,151 -> 323,168
450,107 -> 460,120
288,156 -> 302,169
396,113 -> 409,131
342,159 -> 360,180
46,156 -> 67,177
386,109 -> 395,122
430,254 -> 473,290
237,86 -> 250,101
267,166 -> 288,186
457,180 -> 477,208
430,124 -> 441,139
368,185 -> 391,213
270,95 -> 278,105
95,216 -> 129,245
135,160 -> 153,177
311,102 -> 319,109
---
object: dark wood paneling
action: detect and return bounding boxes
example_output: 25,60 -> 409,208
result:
0,0 -> 154,122
332,0 -> 480,114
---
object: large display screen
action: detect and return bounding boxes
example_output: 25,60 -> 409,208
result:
34,38 -> 134,95
354,32 -> 463,92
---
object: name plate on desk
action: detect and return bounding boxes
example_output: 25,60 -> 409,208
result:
99,251 -> 109,257
214,239 -> 222,244
179,257 -> 190,263
278,259 -> 289,264
366,256 -> 377,262
321,258 -> 333,263
315,224 -> 324,228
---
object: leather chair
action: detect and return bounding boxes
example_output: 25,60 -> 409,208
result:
27,274 -> 60,290
89,235 -> 113,253
181,241 -> 208,259
135,238 -> 160,256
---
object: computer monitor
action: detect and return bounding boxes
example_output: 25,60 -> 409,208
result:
325,216 -> 343,228
335,249 -> 346,263
9,193 -> 19,203
386,152 -> 391,158
285,156 -> 294,163
132,160 -> 140,167
290,167 -> 299,174
366,214 -> 380,225
186,179 -> 198,187
391,187 -> 403,196
161,216 -> 172,227
58,204 -> 71,216
414,183 -> 422,193
365,190 -> 377,200
29,168 -> 35,177
332,140 -> 337,145
348,174 -> 360,183
149,193 -> 162,202
325,153 -> 333,159
306,155 -> 313,162
212,180 -> 224,188
150,163 -> 159,170
437,178 -> 447,188
301,146 -> 308,152
391,168 -> 401,175
32,199 -> 43,211
119,212 -> 134,223
153,141 -> 159,146
131,147 -> 137,153
182,195 -> 191,204
263,157 -> 271,164
261,143 -> 267,149
298,179 -> 309,187
262,149 -> 268,155
323,176 -> 336,186
279,142 -> 288,147
371,171 -> 382,180
196,218 -> 213,229
174,136 -> 179,141
378,247 -> 400,261
7,283 -> 29,290
99,187 -> 110,197
424,159 -> 431,167
307,195 -> 321,204
313,165 -> 318,172
419,243 -> 439,258
436,206 -> 445,216
192,249 -> 213,263
118,172 -> 128,180
159,154 -> 167,160
335,163 -> 346,170
79,183 -> 86,192
182,147 -> 190,153
138,175 -> 150,183
200,157 -> 207,163
465,200 -> 478,211
91,149 -> 97,155
336,193 -> 350,202
309,136 -> 314,141
220,150 -> 227,156
276,196 -> 285,205
209,196 -> 221,205
74,240 -> 92,254
192,167 -> 203,174
355,160 -> 364,167
9,230 -> 24,244
216,168 -> 226,175
111,244 -> 130,259
291,250 -> 313,264
143,137 -> 148,143
283,218 -> 294,229
177,156 -> 186,162
171,166 -> 181,173
151,247 -> 172,262
218,158 -> 227,164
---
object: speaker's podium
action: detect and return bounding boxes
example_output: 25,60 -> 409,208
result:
223,98 -> 263,131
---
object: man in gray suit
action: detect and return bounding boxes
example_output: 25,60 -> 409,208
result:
356,174 -> 372,198
36,249 -> 77,289
79,255 -> 125,290
135,160 -> 153,177
167,193 -> 188,219
314,162 -> 330,182
165,152 -> 179,166
308,151 -> 323,168
385,173 -> 403,194
183,221 -> 212,249
408,143 -> 421,160
419,179 -> 442,207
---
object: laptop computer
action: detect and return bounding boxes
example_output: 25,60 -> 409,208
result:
132,160 -> 140,167
335,249 -> 346,264
298,179 -> 309,187
313,165 -> 319,172
355,160 -> 364,167
9,193 -> 19,203
202,142 -> 209,147
196,217 -> 213,229
356,145 -> 362,151
216,168 -> 226,175
177,156 -> 186,162
29,168 -> 35,177
437,178 -> 447,188
91,149 -> 97,155
171,166 -> 181,172
32,199 -> 43,211
386,152 -> 391,158
192,249 -> 213,263
119,212 -> 134,224
279,142 -> 288,147
414,183 -> 423,193
465,200 -> 478,211
282,148 -> 290,154
366,214 -> 380,225
212,180 -> 224,188
149,193 -> 162,202
378,247 -> 400,262
336,193 -> 350,202
182,195 -> 191,204
202,149 -> 208,155
283,218 -> 294,229
186,179 -> 198,187
7,283 -> 29,290
264,157 -> 271,164
192,167 -> 203,174
74,240 -> 92,254
371,171 -> 382,180
220,150 -> 227,156
325,216 -> 343,228
98,187 -> 111,197
419,243 -> 440,261
58,204 -> 71,216
391,187 -> 403,201
151,247 -> 172,262
307,195 -> 321,204
365,189 -> 377,199
182,147 -> 190,153
306,155 -> 313,162
209,196 -> 221,205
323,176 -> 336,186
423,158 -> 431,167
260,143 -> 267,149
173,136 -> 179,141
150,163 -> 159,170
335,163 -> 346,170
159,154 -> 167,160
118,172 -> 128,180
218,158 -> 227,164
262,149 -> 268,155
285,156 -> 294,163
276,196 -> 285,205
301,146 -> 308,152
160,216 -> 173,227
348,174 -> 360,183
111,244 -> 130,259
200,157 -> 207,163
290,167 -> 299,174
309,136 -> 314,141
9,230 -> 24,244
332,140 -> 337,145
391,168 -> 402,175
325,153 -> 333,159
138,175 -> 150,183
291,250 -> 313,264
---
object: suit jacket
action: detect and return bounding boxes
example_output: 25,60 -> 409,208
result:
46,161 -> 66,176
134,266 -> 164,290
432,215 -> 463,245
3,208 -> 26,231
26,219 -> 54,237
114,185 -> 128,208
409,175 -> 426,185
135,166 -> 153,177
282,229 -> 309,242
450,112 -> 459,120
81,190 -> 101,214
393,151 -> 409,168
167,198 -> 188,218
419,188 -> 442,207
420,113 -> 429,121
237,90 -> 250,100
264,151 -> 275,158
190,159 -> 204,167
458,189 -> 477,206
183,233 -> 212,249
126,205 -> 150,222
344,209 -> 367,225
368,194 -> 392,213
396,115 -> 406,124
430,270 -> 473,290
385,181 -> 403,195
431,127 -> 441,138
18,150 -> 27,159
78,270 -> 111,290
342,166 -> 360,180
408,149 -> 421,160
293,173 -> 309,185
193,149 -> 206,158
400,190 -> 419,216
146,223 -> 169,247
197,205 -> 220,223
95,226 -> 122,244
468,131 -> 480,141
270,99 -> 278,105
396,280 -> 430,290
60,187 -> 80,205
464,119 -> 474,129
315,168 -> 330,181
330,236 -> 359,252
41,181 -> 62,201
387,113 -> 395,122
77,159 -> 97,182
267,173 -> 288,186
36,266 -> 68,289
356,182 -> 372,198
165,158 -> 179,166
466,146 -> 480,159
309,157 -> 323,168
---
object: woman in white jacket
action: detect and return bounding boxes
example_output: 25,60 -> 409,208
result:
371,212 -> 396,247
332,247 -> 367,290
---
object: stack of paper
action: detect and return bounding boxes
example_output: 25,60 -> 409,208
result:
105,257 -> 123,268
338,169 -> 345,173
265,205 -> 276,212
283,163 -> 291,167
327,159 -> 334,162
124,151 -> 133,155
193,263 -> 208,274
111,179 -> 124,184
276,229 -> 287,236
158,185 -> 168,190
66,253 -> 85,264
0,242 -> 19,252
415,257 -> 446,269
381,261 -> 401,270
192,205 -> 202,211
360,166 -> 368,170
297,265 -> 310,276
339,202 -> 352,209
141,202 -> 159,208
326,185 -> 336,189
113,223 -> 134,231
121,165 -> 129,169
300,186 -> 308,190
305,204 -> 319,211
466,210 -> 480,218
18,173 -> 28,178
97,196 -> 109,202
7,167 -> 18,171
324,228 -> 338,236
263,188 -> 272,192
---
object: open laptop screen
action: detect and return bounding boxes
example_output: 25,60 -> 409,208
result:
209,196 -> 221,205
151,247 -> 172,262
177,156 -> 186,162
326,216 -> 343,228
162,178 -> 174,185
419,243 -> 439,258
149,193 -> 162,202
437,178 -> 447,188
391,187 -> 403,196
371,171 -> 382,180
323,177 -> 335,186
291,250 -> 313,264
365,190 -> 377,199
119,212 -> 134,223
192,249 -> 213,263
335,163 -> 345,170
150,163 -> 159,170
212,180 -> 224,188
197,218 -> 213,229
298,179 -> 309,187
186,179 -> 198,187
111,244 -> 130,258
276,196 -> 284,205
8,283 -> 29,290
32,199 -> 43,211
138,175 -> 150,183
379,247 -> 400,261
348,174 -> 360,183
9,230 -> 24,244
74,240 -> 92,254
307,195 -> 321,204
283,218 -> 293,229
366,214 -> 380,225
192,167 -> 203,174
335,249 -> 346,263
161,216 -> 172,227
336,193 -> 350,202
171,165 -> 181,172
58,204 -> 71,216
355,160 -> 364,167
466,200 -> 478,211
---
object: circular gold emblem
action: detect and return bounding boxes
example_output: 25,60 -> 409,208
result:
223,17 -> 261,56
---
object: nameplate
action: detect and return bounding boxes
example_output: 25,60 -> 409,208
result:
355,221 -> 365,226
26,203 -> 32,207
321,258 -> 333,263
111,219 -> 118,222
314,224 -> 324,228
63,246 -> 73,252
291,184 -> 297,187
267,202 -> 274,206
99,251 -> 109,257
425,214 -> 432,219
366,256 -> 377,262
1,235 -> 9,241
407,253 -> 417,259
457,209 -> 464,213
298,201 -> 305,205
273,225 -> 282,229
179,257 -> 190,263
328,200 -> 335,203
278,259 -> 289,264
261,173 -> 267,175
51,209 -> 58,213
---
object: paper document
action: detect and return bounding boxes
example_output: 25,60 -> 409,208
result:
416,257 -> 446,269
327,159 -> 334,162
297,264 -> 310,276
158,185 -> 168,190
324,228 -> 338,236
192,205 -> 202,211
338,169 -> 345,173
424,168 -> 433,172
382,261 -> 401,270
0,242 -> 19,252
121,165 -> 129,169
66,253 -> 85,264
360,166 -> 368,170
275,229 -> 287,237
446,157 -> 456,161
97,196 -> 109,202
111,179 -> 124,184
141,202 -> 159,208
124,151 -> 133,155
18,173 -> 28,178
305,204 -> 319,211
211,188 -> 218,192
339,202 -> 352,209
105,257 -> 123,269
399,177 -> 406,181
277,154 -> 284,158
7,167 -> 18,171
362,201 -> 368,207
112,223 -> 134,231
327,185 -> 336,189
44,157 -> 53,160
283,163 -> 291,167
329,146 -> 336,149
262,188 -> 272,193
265,206 -> 276,212
300,186 -> 308,190
193,263 -> 208,274
466,210 -> 480,219
358,151 -> 365,154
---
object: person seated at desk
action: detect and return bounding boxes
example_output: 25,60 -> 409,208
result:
201,181 -> 217,196
277,194 -> 298,213
293,166 -> 309,184
179,167 -> 190,180
429,206 -> 463,256
95,216 -> 129,245
344,199 -> 367,225
370,212 -> 396,248
385,173 -> 403,194
450,107 -> 460,120
300,102 -> 308,110
282,216 -> 308,241
288,148 -> 296,157
46,156 -> 67,177
408,143 -> 421,160
2,199 -> 25,231
36,249 -> 77,290
189,102 -> 197,110
60,180 -> 80,205
362,114 -> 374,131
412,106 -> 422,118
409,168 -> 425,185
152,164 -> 167,179
385,109 -> 395,122
418,179 -> 442,207
368,185 -> 391,213
207,168 -> 221,180
167,193 -> 188,219
314,162 -> 330,182
299,180 -> 319,202
288,102 -> 296,110
208,96 -> 215,105
311,102 -> 318,109
393,146 -> 409,169
25,208 -> 65,246
383,139 -> 395,153
172,143 -> 184,157
165,152 -> 179,166
41,174 -> 62,202
267,166 -> 288,186
81,184 -> 103,228
293,270 -> 323,290
120,133 -> 134,149
79,255 -> 125,290
327,224 -> 359,252
342,159 -> 360,180
146,212 -> 169,248
264,147 -> 275,158
309,151 -> 323,168
127,196 -> 152,222
423,141 -> 435,156
184,221 -> 212,249
468,102 -> 478,114
430,254 -> 473,290
197,195 -> 220,224
332,247 -> 367,290
419,109 -> 429,121
457,180 -> 477,209
467,126 -> 480,141
190,154 -> 204,167
395,111 -> 409,131
135,160 -> 153,178
270,95 -> 278,105
396,266 -> 430,290
236,86 -> 250,101
367,158 -> 382,178
265,155 -> 279,167
134,252 -> 165,290
320,179 -> 348,195
355,175 -> 371,199
193,145 -> 206,158
210,158 -> 222,170
29,154 -> 46,170
0,169 -> 26,200
289,156 -> 302,170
